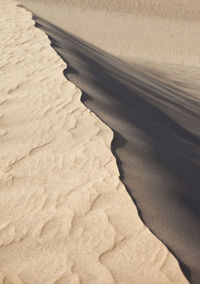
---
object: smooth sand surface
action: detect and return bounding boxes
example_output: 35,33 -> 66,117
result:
20,0 -> 200,66
0,1 -> 189,283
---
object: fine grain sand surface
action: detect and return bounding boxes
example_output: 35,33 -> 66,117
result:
20,0 -> 200,66
31,16 -> 200,284
20,0 -> 200,282
0,1 -> 189,283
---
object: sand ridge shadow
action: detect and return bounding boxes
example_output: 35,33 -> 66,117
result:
32,15 -> 200,284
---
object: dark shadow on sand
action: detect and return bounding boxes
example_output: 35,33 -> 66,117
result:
32,15 -> 200,284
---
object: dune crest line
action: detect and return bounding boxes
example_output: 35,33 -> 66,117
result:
30,15 -> 200,284
0,1 -> 190,283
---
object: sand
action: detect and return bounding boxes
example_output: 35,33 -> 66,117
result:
20,0 -> 200,67
32,16 -> 200,283
0,0 -> 189,283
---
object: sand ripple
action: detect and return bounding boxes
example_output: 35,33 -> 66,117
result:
0,1 -> 188,283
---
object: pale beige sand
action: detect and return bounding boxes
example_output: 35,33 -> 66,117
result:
0,1 -> 188,283
20,0 -> 200,67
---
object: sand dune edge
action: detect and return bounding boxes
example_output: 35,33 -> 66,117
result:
0,1 -> 190,283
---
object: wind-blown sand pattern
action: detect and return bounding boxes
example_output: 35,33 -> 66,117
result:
20,0 -> 200,66
30,11 -> 200,284
0,1 -> 189,283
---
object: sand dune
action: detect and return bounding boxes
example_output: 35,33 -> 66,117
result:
0,1 -> 189,283
20,0 -> 200,66
18,0 -> 200,281
30,16 -> 200,283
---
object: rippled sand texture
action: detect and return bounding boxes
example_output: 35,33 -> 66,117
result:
0,1 -> 189,284
31,10 -> 200,282
20,0 -> 200,66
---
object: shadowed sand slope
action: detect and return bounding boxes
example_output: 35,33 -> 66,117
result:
0,1 -> 189,283
29,16 -> 200,284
